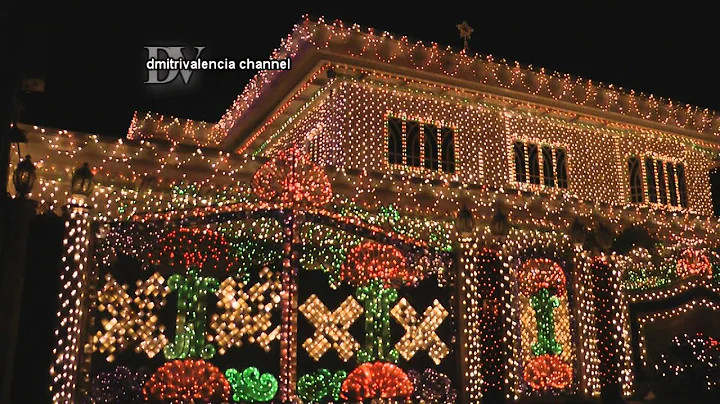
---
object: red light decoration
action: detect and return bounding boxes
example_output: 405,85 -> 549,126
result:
146,227 -> 241,275
677,248 -> 712,278
518,258 -> 567,297
143,359 -> 231,403
340,362 -> 414,401
340,240 -> 420,288
251,147 -> 332,206
523,354 -> 573,391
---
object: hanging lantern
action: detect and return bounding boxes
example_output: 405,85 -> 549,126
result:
489,210 -> 510,237
12,155 -> 36,198
71,162 -> 94,197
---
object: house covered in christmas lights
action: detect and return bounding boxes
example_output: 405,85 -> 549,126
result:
10,16 -> 720,403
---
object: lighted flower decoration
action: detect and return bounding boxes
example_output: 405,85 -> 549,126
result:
677,248 -> 712,279
340,362 -> 414,401
90,366 -> 147,403
145,227 -> 242,276
143,359 -> 231,403
518,258 -> 566,297
407,368 -> 457,404
340,240 -> 419,288
523,354 -> 573,390
252,146 -> 332,206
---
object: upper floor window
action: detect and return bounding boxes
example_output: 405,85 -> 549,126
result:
513,140 -> 568,189
386,116 -> 455,174
633,156 -> 688,208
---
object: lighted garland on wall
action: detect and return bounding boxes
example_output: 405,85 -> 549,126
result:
297,369 -> 346,403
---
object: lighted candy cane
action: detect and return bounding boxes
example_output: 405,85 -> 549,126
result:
164,267 -> 219,360
530,288 -> 563,356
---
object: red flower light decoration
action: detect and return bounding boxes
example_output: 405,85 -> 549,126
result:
340,241 -> 420,287
252,147 -> 332,206
523,354 -> 573,390
146,227 -> 241,275
518,258 -> 567,297
143,359 -> 231,403
677,248 -> 712,279
340,362 -> 414,401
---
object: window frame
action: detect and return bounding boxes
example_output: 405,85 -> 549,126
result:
384,113 -> 459,175
511,138 -> 569,191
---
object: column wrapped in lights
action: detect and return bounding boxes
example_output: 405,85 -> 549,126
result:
591,255 -> 622,400
279,209 -> 301,402
50,188 -> 92,403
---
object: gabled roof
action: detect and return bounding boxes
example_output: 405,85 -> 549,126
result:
127,16 -> 720,152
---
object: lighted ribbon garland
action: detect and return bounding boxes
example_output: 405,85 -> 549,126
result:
297,369 -> 347,403
163,268 -> 219,360
225,367 -> 278,402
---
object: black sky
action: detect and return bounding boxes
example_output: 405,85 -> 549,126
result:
12,3 -> 719,138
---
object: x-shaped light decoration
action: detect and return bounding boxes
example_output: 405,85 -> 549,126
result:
211,267 -> 281,354
299,294 -> 363,362
391,297 -> 450,365
93,272 -> 170,361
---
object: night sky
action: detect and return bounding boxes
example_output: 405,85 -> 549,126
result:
12,3 -> 720,139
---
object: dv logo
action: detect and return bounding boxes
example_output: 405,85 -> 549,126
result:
144,46 -> 205,84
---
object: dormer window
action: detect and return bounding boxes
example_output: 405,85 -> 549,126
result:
386,116 -> 456,174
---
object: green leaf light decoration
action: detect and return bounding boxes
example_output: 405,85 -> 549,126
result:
530,287 -> 563,356
297,369 -> 347,403
225,367 -> 278,402
163,268 -> 219,360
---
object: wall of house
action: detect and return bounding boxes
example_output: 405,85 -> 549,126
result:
319,80 -> 715,215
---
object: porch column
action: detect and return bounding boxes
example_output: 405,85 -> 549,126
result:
457,238 -> 505,404
591,255 -> 623,404
50,198 -> 91,404
279,209 -> 302,403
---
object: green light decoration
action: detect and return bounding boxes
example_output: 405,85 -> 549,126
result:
163,267 -> 219,360
530,288 -> 562,356
225,367 -> 278,402
356,279 -> 400,363
297,369 -> 347,403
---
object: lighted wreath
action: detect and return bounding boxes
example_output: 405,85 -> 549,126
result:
251,146 -> 332,206
523,354 -> 573,390
340,240 -> 420,288
143,359 -> 231,403
145,227 -> 242,276
677,248 -> 712,279
518,258 -> 567,297
340,362 -> 414,401
90,366 -> 147,403
407,368 -> 457,404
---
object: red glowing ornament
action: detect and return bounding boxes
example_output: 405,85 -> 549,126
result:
251,146 -> 332,206
143,359 -> 231,403
340,241 -> 420,288
523,354 -> 573,390
340,362 -> 414,401
146,227 -> 241,275
677,248 -> 712,279
518,258 -> 567,297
